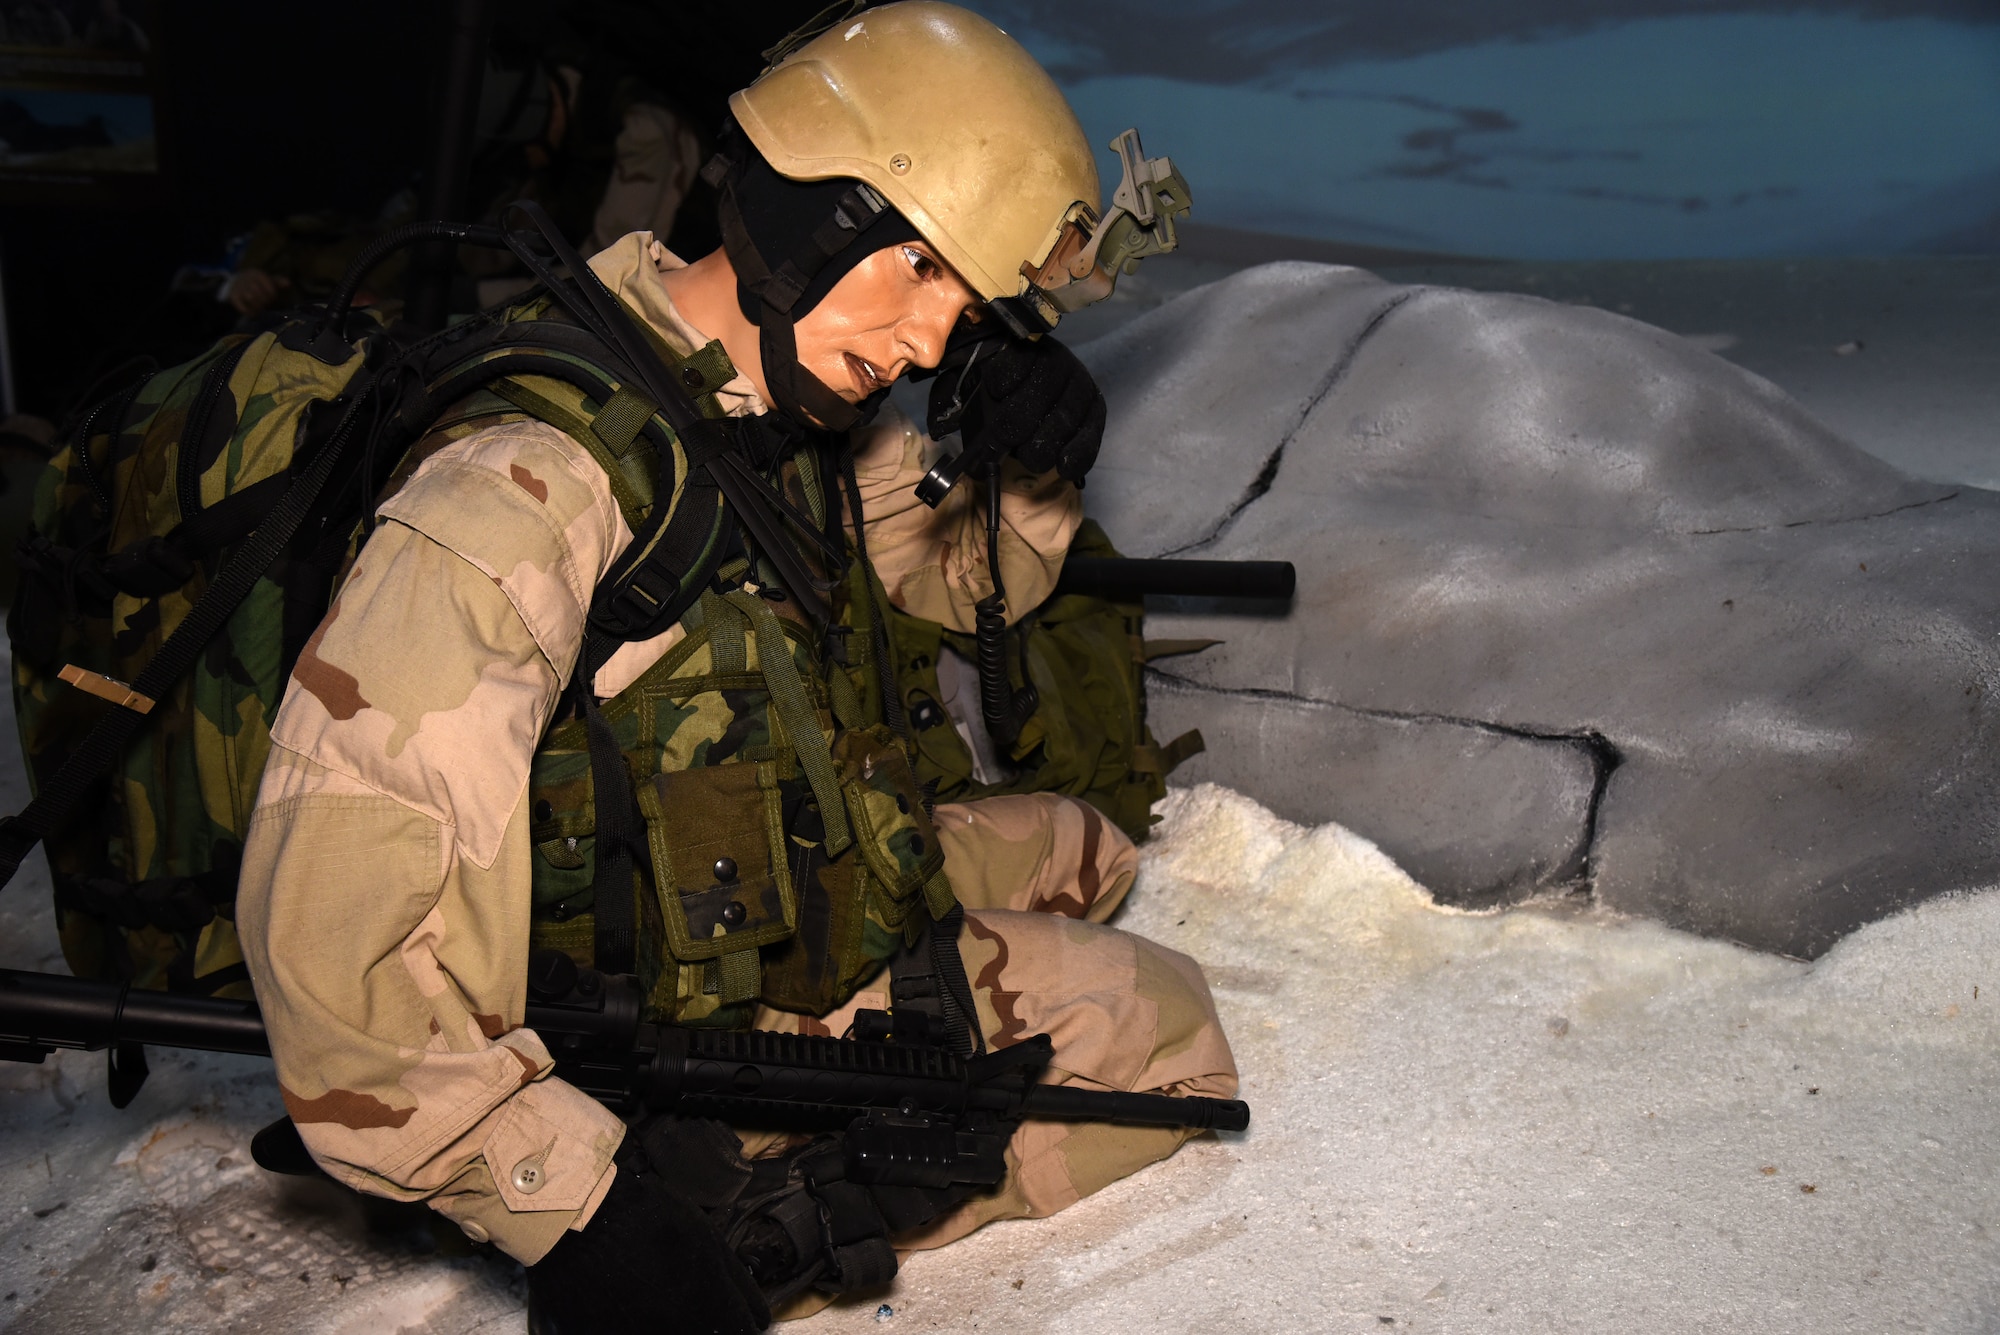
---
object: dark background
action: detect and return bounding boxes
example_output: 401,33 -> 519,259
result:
4,3 -> 433,417
0,0 -> 823,419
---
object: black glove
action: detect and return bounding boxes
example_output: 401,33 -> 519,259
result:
646,1120 -> 912,1313
927,334 -> 1106,488
526,1158 -> 771,1335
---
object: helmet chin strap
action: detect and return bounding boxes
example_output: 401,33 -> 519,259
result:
706,135 -> 916,434
757,306 -> 879,433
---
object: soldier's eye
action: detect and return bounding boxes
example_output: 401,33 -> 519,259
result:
902,246 -> 938,281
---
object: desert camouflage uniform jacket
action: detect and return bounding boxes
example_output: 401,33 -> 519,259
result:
235,233 -> 1081,1263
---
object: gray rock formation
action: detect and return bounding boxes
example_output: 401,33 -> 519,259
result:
1078,262 -> 2000,958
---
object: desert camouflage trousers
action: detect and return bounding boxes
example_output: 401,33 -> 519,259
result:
751,792 -> 1239,1317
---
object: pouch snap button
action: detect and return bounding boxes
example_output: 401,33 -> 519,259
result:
909,835 -> 926,856
681,365 -> 705,389
511,1159 -> 546,1194
713,857 -> 738,883
722,900 -> 747,927
895,793 -> 910,814
533,799 -> 553,823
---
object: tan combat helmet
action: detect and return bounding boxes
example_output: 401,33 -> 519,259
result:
731,0 -> 1191,338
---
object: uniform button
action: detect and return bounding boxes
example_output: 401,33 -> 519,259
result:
713,857 -> 738,883
895,793 -> 910,814
512,1159 -> 546,1194
550,902 -> 571,922
682,365 -> 705,389
533,800 -> 553,823
721,900 -> 747,927
461,1220 -> 491,1244
909,835 -> 926,856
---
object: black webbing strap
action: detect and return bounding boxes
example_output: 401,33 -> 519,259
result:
169,469 -> 292,556
590,416 -> 840,651
837,453 -> 909,742
0,383 -> 376,891
685,418 -> 845,563
70,372 -> 151,515
175,337 -> 258,523
932,903 -> 985,1057
498,201 -> 838,624
577,668 -> 637,975
585,421 -> 733,645
889,902 -> 984,1059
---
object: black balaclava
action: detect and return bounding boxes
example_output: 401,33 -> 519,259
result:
705,124 -> 923,433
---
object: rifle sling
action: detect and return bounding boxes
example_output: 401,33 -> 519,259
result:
890,901 -> 984,1059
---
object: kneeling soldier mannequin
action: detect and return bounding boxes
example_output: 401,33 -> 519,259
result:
236,6 -> 1236,1329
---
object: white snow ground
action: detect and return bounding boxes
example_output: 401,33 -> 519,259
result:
6,781 -> 2000,1333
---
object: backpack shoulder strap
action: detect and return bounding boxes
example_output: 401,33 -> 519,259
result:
496,202 -> 834,628
481,332 -> 735,532
412,313 -> 740,646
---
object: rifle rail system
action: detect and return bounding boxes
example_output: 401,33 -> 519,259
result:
0,964 -> 1248,1188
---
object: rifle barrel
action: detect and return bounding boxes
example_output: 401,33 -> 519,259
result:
0,968 -> 269,1057
1022,1083 -> 1250,1132
1054,557 -> 1295,602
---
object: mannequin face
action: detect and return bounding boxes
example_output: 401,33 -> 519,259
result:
792,241 -> 983,406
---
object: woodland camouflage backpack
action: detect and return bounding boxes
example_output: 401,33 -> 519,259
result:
0,207 -> 745,998
7,318 -> 377,996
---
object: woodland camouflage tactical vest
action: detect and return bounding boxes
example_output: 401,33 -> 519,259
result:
379,307 -> 954,1030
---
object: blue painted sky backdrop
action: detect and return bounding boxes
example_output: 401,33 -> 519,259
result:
963,2 -> 2000,259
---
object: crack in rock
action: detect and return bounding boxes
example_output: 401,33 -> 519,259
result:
1161,290 -> 1418,558
1684,489 -> 1959,535
1148,665 -> 1625,897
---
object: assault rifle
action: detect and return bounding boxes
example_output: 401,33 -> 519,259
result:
0,957 -> 1247,1190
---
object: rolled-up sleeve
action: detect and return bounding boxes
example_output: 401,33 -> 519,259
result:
236,419 -> 629,1262
847,404 -> 1082,632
